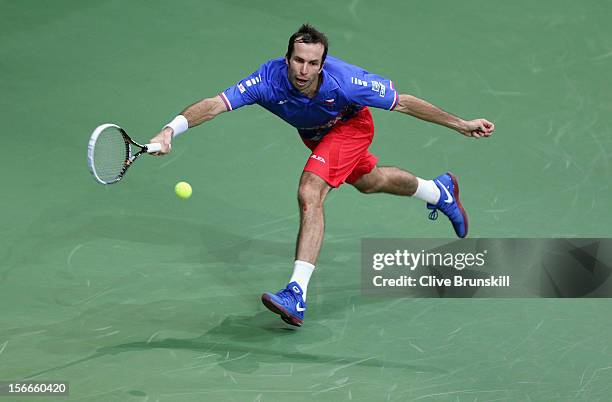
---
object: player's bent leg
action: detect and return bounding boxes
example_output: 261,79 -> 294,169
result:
351,166 -> 418,196
351,167 -> 468,238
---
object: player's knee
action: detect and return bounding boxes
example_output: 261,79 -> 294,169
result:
297,183 -> 325,209
298,181 -> 325,209
297,172 -> 330,210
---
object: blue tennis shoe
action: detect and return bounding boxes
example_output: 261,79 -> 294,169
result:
426,172 -> 469,238
261,281 -> 306,327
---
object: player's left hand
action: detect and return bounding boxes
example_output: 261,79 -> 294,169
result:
458,119 -> 495,139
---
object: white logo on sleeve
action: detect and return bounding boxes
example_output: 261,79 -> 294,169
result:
436,179 -> 454,203
350,77 -> 368,87
238,83 -> 246,93
243,75 -> 261,88
371,81 -> 386,97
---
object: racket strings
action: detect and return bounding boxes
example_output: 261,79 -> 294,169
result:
92,128 -> 130,183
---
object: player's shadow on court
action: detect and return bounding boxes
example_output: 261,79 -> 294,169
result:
3,203 -> 368,312
24,311 -> 447,379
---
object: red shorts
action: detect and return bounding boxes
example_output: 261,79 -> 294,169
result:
301,107 -> 378,188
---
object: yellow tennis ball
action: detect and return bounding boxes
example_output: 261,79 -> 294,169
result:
175,181 -> 192,199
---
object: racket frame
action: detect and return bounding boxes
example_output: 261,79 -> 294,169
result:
87,123 -> 159,185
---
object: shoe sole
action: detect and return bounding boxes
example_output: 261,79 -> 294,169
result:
447,172 -> 469,238
261,293 -> 303,327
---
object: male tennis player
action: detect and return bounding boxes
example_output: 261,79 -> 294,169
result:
150,24 -> 494,326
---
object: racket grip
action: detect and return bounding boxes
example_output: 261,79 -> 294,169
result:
145,143 -> 163,153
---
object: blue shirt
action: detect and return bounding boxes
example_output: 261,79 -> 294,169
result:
220,55 -> 399,140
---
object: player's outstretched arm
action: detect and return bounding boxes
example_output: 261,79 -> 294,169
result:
393,93 -> 495,139
149,95 -> 228,155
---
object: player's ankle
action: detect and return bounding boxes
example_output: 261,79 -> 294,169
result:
412,177 -> 440,204
290,260 -> 315,301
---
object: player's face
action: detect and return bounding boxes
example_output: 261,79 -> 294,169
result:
286,41 -> 324,94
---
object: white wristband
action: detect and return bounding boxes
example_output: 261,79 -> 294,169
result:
164,115 -> 189,138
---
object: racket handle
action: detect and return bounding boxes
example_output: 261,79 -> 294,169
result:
145,143 -> 163,153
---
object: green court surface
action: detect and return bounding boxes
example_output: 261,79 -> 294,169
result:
1,0 -> 612,400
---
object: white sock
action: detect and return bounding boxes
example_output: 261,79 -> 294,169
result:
413,177 -> 440,204
289,260 -> 315,301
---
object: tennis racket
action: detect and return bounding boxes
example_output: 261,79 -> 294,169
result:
87,123 -> 162,185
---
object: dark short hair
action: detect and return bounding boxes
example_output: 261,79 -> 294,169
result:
286,24 -> 329,64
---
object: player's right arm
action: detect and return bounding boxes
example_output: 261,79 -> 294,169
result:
149,96 -> 227,155
183,96 -> 229,126
149,62 -> 269,155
